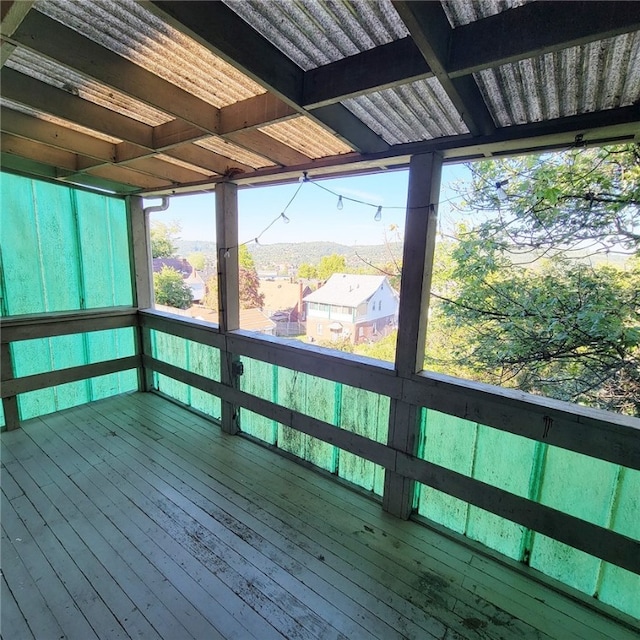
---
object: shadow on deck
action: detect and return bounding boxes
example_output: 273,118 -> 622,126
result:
1,393 -> 635,640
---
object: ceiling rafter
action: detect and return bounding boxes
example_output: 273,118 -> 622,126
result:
392,1 -> 495,137
7,10 -> 305,168
304,1 -> 640,109
147,0 -> 389,154
0,0 -> 34,66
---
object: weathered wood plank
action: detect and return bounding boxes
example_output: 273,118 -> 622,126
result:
1,355 -> 140,397
0,307 -> 137,343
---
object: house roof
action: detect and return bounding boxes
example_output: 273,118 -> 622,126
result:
303,273 -> 391,307
1,1 -> 638,195
152,257 -> 192,277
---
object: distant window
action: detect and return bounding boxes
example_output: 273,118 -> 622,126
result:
378,300 -> 382,310
317,323 -> 323,334
359,327 -> 364,337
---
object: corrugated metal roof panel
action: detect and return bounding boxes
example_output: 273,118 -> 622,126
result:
224,0 -> 408,70
36,0 -> 266,108
1,97 -> 122,144
5,47 -> 173,126
303,273 -> 389,306
195,137 -> 276,170
477,33 -> 640,128
443,0 -> 530,28
259,117 -> 353,158
155,154 -> 214,177
343,78 -> 470,144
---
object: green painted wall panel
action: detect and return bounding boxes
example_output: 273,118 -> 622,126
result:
277,369 -> 336,472
529,448 -> 620,594
465,425 -> 536,560
0,402 -> 4,429
32,180 -> 83,311
85,328 -> 136,399
594,467 -> 640,617
240,357 -> 277,443
338,387 -> 388,494
1,174 -> 47,314
418,410 -> 478,533
107,198 -> 134,306
187,340 -> 221,420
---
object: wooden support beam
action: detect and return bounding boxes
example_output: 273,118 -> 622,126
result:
0,67 -> 154,147
147,1 -> 388,154
303,37 -> 430,108
1,308 -> 137,343
1,108 -> 116,162
393,1 -> 495,137
219,92 -> 298,134
1,356 -> 140,397
384,151 -> 443,519
1,343 -> 20,430
126,195 -> 155,392
0,0 -> 34,66
225,130 -> 310,167
11,10 -> 219,134
448,1 -> 640,77
215,181 -> 240,435
302,2 -> 640,107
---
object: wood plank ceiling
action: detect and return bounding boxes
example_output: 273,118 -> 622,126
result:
1,0 -> 639,195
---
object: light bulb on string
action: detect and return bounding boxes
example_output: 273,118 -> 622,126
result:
374,206 -> 382,222
337,195 -> 344,211
299,171 -> 309,183
223,248 -> 231,259
281,212 -> 290,224
254,237 -> 260,245
495,179 -> 508,202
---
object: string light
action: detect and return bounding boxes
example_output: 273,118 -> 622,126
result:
219,170 -> 494,258
495,179 -> 509,202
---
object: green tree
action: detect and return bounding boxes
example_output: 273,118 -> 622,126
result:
434,143 -> 640,415
150,221 -> 180,258
187,252 -> 206,271
154,266 -> 193,310
297,262 -> 318,279
202,246 -> 264,312
317,253 -> 346,280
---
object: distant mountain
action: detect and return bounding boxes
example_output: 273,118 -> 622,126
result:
176,240 -> 403,272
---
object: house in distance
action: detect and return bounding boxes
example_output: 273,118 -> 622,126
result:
304,274 -> 398,345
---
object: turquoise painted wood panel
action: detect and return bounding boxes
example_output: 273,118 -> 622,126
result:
276,368 -> 337,472
529,448 -> 620,595
597,467 -> 640,617
75,187 -> 132,307
18,372 -> 137,421
338,387 -> 388,495
151,330 -> 190,405
0,400 -> 5,429
187,340 -> 221,421
239,357 -> 277,444
1,174 -> 48,314
418,410 -> 478,533
85,328 -> 137,399
465,425 -> 536,560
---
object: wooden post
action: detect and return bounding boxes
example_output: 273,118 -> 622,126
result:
1,343 -> 20,430
127,195 -> 154,392
383,151 -> 443,519
216,181 -> 241,434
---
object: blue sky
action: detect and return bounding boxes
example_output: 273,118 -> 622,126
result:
146,162 -> 472,246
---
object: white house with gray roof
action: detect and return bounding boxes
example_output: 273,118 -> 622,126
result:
303,274 -> 398,345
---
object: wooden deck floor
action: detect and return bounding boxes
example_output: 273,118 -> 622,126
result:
1,392 -> 636,640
